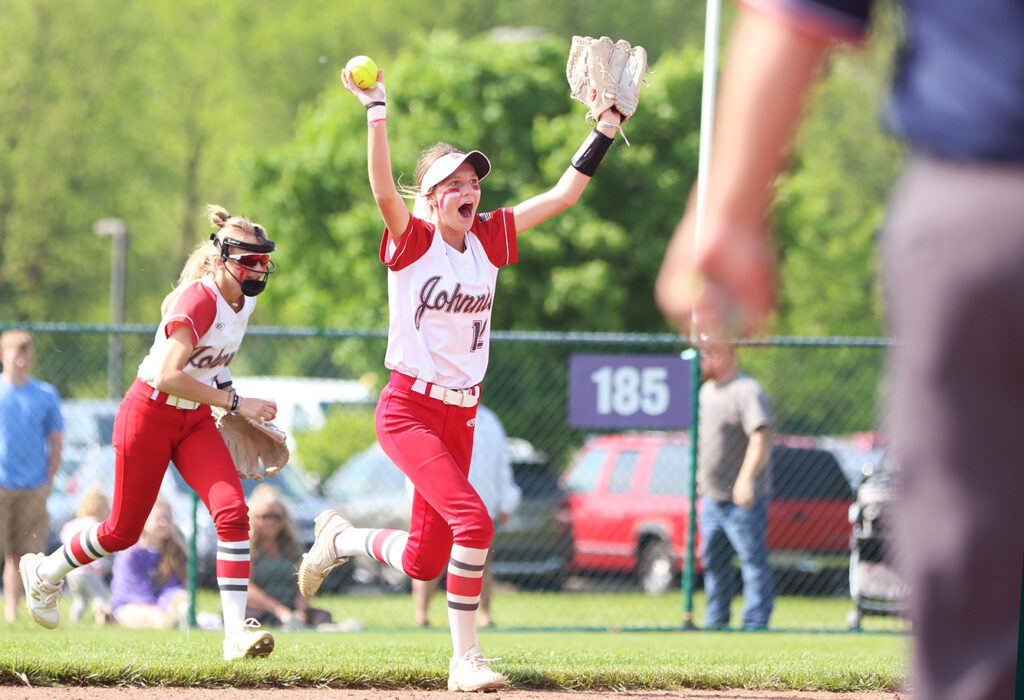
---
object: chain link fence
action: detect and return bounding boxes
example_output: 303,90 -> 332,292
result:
2,323 -> 908,632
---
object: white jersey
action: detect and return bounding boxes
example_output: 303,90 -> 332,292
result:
379,209 -> 517,389
137,275 -> 253,389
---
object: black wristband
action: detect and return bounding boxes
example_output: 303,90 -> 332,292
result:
231,391 -> 240,412
365,101 -> 386,110
571,129 -> 614,177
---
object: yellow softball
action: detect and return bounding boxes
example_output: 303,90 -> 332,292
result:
346,55 -> 378,90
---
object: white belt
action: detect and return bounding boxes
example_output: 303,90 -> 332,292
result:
411,378 -> 479,408
149,387 -> 201,410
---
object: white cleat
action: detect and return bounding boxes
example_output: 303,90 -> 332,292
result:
297,509 -> 351,597
223,619 -> 275,661
19,553 -> 63,630
448,645 -> 506,692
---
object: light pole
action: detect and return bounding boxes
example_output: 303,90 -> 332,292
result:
93,218 -> 127,398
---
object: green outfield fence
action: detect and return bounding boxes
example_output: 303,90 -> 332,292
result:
2,322 -> 909,633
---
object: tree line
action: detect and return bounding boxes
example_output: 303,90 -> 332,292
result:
1,0 -> 903,338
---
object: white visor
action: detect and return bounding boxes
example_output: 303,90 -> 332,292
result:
419,151 -> 491,195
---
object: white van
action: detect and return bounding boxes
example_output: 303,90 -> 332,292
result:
229,376 -> 377,448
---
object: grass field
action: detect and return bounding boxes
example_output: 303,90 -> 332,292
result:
0,588 -> 908,692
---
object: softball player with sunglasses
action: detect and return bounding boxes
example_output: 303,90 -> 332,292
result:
20,206 -> 280,661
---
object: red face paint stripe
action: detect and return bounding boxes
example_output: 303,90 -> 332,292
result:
440,187 -> 460,210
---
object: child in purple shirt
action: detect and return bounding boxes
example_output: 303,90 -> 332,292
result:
109,500 -> 188,629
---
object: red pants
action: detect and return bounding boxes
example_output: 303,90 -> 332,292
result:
375,372 -> 492,581
96,378 -> 248,553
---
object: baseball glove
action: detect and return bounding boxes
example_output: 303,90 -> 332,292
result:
566,35 -> 648,124
214,409 -> 289,481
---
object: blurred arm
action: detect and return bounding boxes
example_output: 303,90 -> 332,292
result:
245,580 -> 292,620
656,6 -> 834,332
46,430 -> 62,482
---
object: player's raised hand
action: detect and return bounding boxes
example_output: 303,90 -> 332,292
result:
655,194 -> 777,338
341,66 -> 386,106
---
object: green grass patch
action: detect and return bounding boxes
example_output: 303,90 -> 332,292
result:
304,586 -> 909,633
1,589 -> 908,692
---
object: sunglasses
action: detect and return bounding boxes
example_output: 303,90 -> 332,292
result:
256,512 -> 282,520
227,252 -> 272,268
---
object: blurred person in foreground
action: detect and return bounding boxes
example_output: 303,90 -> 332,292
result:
19,205 -> 279,661
246,484 -> 331,629
697,338 -> 773,630
654,2 -> 1024,698
412,405 -> 521,629
0,329 -> 63,624
59,486 -> 112,625
109,499 -> 189,630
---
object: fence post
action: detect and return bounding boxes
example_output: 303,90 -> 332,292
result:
682,347 -> 700,629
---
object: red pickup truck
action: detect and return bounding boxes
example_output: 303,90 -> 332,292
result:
560,432 -> 857,593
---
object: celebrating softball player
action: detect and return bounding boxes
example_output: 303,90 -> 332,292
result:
20,206 -> 281,661
298,42 -> 645,692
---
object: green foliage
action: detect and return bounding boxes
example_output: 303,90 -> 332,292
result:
292,406 -> 378,481
3,0 -> 903,341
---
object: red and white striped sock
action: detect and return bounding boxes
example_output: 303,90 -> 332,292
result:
39,523 -> 109,583
335,527 -> 410,575
216,539 -> 250,634
446,544 -> 487,657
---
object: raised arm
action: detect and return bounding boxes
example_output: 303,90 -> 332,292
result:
340,66 -> 411,242
512,108 -> 622,234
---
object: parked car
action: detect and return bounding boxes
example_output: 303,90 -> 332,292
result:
60,398 -> 121,450
322,437 -> 574,591
817,432 -> 888,489
229,376 -> 376,451
560,432 -> 856,594
491,438 -> 574,590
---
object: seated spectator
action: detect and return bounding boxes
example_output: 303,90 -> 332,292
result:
59,485 -> 112,625
109,499 -> 189,629
246,484 -> 331,628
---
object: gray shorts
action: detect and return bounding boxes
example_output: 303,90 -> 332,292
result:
0,483 -> 52,557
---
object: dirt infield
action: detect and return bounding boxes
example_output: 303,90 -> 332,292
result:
0,687 -> 909,700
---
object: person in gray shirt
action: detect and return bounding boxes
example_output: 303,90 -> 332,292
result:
697,336 -> 773,629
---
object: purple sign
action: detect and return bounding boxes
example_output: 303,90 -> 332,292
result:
569,354 -> 692,429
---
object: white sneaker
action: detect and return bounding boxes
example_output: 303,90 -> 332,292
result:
223,619 -> 275,661
448,646 -> 506,692
19,553 -> 64,630
297,510 -> 351,597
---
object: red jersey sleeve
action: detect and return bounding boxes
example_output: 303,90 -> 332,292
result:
165,282 -> 218,346
379,217 -> 436,271
472,208 -> 518,267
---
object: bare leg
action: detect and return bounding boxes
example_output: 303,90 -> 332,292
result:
478,552 -> 494,627
113,603 -> 176,630
412,574 -> 441,626
4,553 -> 22,622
